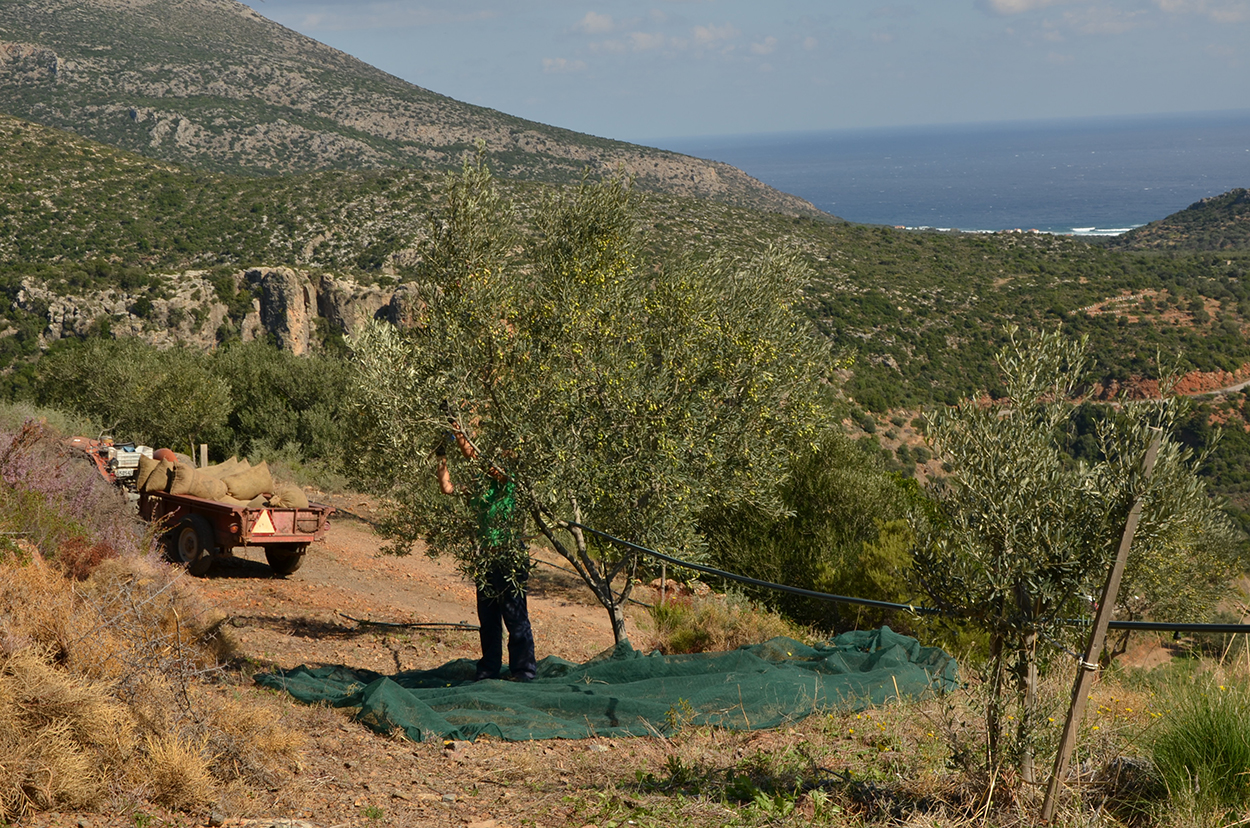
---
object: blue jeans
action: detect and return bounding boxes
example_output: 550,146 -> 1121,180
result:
475,568 -> 536,681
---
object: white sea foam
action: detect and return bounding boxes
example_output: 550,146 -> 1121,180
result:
895,225 -> 1141,236
1068,226 -> 1140,236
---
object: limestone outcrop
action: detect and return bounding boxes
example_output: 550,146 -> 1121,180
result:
316,274 -> 391,338
249,267 -> 317,355
16,271 -> 229,349
12,267 -> 419,355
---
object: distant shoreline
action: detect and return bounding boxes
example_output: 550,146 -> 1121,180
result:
892,225 -> 1143,237
660,110 -> 1250,235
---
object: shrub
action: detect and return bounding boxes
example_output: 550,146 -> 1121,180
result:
31,337 -> 230,452
700,431 -> 922,632
206,339 -> 351,471
0,420 -> 152,572
20,337 -> 351,482
55,536 -> 119,582
244,436 -> 348,493
642,592 -> 806,655
0,401 -> 98,437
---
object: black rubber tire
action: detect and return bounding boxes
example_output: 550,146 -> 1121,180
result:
167,514 -> 216,576
265,544 -> 307,576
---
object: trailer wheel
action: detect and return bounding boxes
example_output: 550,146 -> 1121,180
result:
168,515 -> 215,576
265,544 -> 307,576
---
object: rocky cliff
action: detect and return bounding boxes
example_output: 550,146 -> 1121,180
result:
13,267 -> 423,355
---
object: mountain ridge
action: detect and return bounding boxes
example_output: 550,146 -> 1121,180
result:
0,0 -> 820,216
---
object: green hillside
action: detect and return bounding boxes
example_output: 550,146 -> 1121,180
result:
0,0 -> 815,216
5,0 -> 1250,524
5,112 -> 1250,411
1112,188 -> 1250,251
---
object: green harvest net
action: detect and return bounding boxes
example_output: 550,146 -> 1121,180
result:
256,626 -> 957,743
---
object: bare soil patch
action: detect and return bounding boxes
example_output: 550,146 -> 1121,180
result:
201,507 -> 620,675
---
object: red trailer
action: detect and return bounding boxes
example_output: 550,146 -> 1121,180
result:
71,436 -> 333,576
139,490 -> 333,576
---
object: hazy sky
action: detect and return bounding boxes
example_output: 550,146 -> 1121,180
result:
238,0 -> 1250,144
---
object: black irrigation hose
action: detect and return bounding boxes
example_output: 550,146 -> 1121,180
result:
564,521 -> 1250,636
339,612 -> 480,631
566,521 -> 942,615
1085,621 -> 1250,634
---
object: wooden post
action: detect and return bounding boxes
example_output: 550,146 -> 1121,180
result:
660,562 -> 667,605
1040,429 -> 1162,822
199,443 -> 208,469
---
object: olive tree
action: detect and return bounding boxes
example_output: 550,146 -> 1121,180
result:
34,337 -> 230,451
348,158 -> 837,643
915,325 -> 1245,779
1092,392 -> 1245,663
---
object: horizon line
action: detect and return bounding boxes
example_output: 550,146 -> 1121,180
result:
641,106 -> 1250,151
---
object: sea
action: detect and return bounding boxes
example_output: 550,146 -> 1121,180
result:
657,109 -> 1250,237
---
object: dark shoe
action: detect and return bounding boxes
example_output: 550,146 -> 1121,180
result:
474,672 -> 500,682
508,673 -> 535,683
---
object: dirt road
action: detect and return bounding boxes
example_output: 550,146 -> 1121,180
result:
199,505 -> 622,677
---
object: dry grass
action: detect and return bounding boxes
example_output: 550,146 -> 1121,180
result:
0,648 -> 123,817
0,417 -> 308,822
0,544 -> 301,821
142,731 -> 215,811
641,591 -> 811,654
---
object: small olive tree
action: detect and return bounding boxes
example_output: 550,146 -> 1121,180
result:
916,326 -> 1246,779
348,158 -> 837,643
1092,392 -> 1245,663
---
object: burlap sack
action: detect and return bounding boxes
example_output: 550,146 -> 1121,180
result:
246,494 -> 268,509
168,462 -> 195,496
140,459 -> 174,494
188,474 -> 229,502
135,454 -> 161,491
218,496 -> 251,508
268,483 -> 309,509
197,457 -> 240,480
223,461 -> 272,501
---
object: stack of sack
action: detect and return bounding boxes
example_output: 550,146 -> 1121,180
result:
135,455 -> 309,509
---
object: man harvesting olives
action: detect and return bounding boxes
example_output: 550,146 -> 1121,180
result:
349,155 -> 837,644
436,423 -> 535,682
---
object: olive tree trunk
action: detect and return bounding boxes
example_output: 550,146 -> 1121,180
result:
531,503 -> 634,645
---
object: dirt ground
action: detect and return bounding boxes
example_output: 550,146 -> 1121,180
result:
29,498 -> 667,828
202,494 -> 624,676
